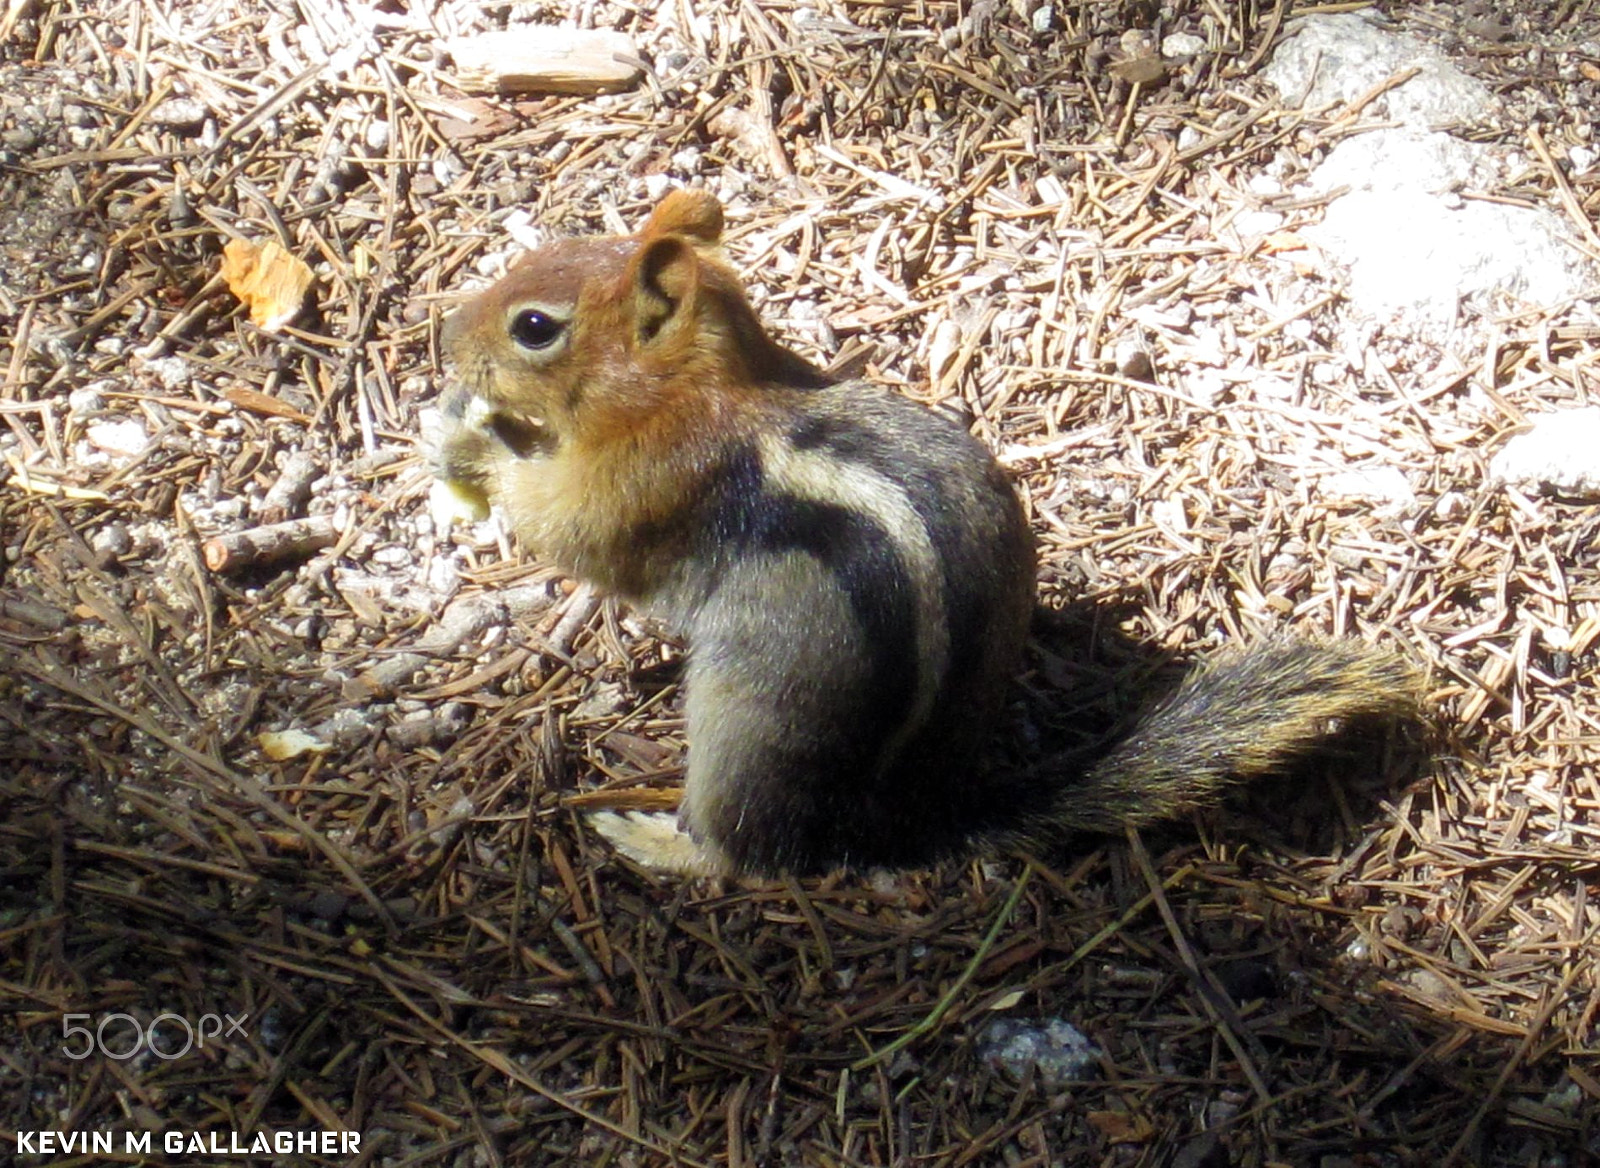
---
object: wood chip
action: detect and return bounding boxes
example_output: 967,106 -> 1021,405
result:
446,28 -> 644,96
219,238 -> 315,331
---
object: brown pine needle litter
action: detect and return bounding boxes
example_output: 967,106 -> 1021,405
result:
2,1 -> 1598,1165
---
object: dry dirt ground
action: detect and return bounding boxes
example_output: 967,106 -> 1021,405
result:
3,1 -> 1599,1165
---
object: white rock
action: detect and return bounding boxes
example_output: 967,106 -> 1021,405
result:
140,355 -> 191,390
1321,465 -> 1416,514
430,155 -> 462,188
1161,32 -> 1205,59
1489,407 -> 1600,499
91,524 -> 133,557
502,207 -> 542,253
1258,18 -> 1598,343
369,544 -> 413,567
1305,128 -> 1490,199
1435,490 -> 1471,520
68,383 -> 109,415
643,171 -> 673,201
426,555 -> 461,596
1263,12 -> 1492,125
150,98 -> 208,128
85,419 -> 149,457
1323,193 -> 1574,320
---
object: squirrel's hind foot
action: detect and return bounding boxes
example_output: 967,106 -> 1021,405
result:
588,811 -> 732,878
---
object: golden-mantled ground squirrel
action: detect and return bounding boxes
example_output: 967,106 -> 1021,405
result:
435,190 -> 1417,879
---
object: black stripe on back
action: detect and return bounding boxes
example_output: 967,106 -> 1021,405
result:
786,411 -> 996,712
702,443 -> 920,754
788,414 -> 879,459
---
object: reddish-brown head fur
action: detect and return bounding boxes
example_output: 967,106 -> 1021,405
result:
437,191 -> 832,594
443,190 -> 824,455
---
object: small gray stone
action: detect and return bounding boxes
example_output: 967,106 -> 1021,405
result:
978,1016 -> 1101,1085
1162,32 -> 1205,59
1263,12 -> 1492,125
150,98 -> 208,129
91,524 -> 134,558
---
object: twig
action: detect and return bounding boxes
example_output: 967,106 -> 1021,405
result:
355,592 -> 509,697
201,514 -> 339,573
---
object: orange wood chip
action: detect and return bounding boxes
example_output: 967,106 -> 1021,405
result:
220,237 -> 314,331
1086,1110 -> 1154,1144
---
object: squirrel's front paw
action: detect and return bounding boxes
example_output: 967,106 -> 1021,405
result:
588,811 -> 730,878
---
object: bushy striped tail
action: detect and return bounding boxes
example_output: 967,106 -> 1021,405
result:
1045,638 -> 1421,833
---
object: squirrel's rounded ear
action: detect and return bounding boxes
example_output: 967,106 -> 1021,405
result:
641,189 -> 723,246
629,236 -> 699,344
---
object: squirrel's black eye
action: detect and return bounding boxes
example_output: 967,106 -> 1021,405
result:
509,309 -> 565,351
